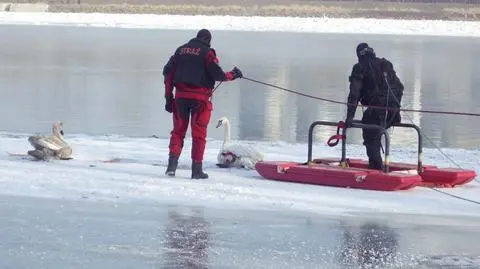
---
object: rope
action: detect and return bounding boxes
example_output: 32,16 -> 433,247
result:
242,77 -> 480,117
383,80 -> 480,184
241,76 -> 480,206
211,81 -> 223,94
429,188 -> 480,205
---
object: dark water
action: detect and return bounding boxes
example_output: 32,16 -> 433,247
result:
1,194 -> 479,269
0,25 -> 480,149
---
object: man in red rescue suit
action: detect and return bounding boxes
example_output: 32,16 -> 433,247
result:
163,29 -> 243,179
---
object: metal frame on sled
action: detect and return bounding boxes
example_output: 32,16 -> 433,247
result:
308,120 -> 423,174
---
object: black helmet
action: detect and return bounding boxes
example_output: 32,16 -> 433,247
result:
356,42 -> 376,59
196,29 -> 212,44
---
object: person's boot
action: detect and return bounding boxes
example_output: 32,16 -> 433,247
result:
165,155 -> 179,177
191,161 -> 208,179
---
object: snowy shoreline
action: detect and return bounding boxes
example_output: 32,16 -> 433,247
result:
0,12 -> 480,37
6,0 -> 480,21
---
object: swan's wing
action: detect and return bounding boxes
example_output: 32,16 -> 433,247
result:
34,136 -> 70,151
35,139 -> 63,151
234,157 -> 256,170
50,136 -> 70,148
28,136 -> 42,142
221,144 -> 250,158
56,147 -> 73,159
217,144 -> 264,169
222,143 -> 264,161
28,136 -> 44,149
242,144 -> 264,160
248,145 -> 264,160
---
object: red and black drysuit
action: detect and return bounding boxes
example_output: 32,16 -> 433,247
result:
163,37 -> 239,163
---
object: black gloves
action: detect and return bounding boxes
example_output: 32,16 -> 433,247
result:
344,110 -> 355,127
392,111 -> 401,125
344,102 -> 357,127
165,97 -> 174,113
231,67 -> 243,80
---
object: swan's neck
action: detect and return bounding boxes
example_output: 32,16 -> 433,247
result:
52,128 -> 64,141
223,121 -> 231,148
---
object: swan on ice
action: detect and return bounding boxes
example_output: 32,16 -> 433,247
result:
27,120 -> 73,160
215,116 -> 264,169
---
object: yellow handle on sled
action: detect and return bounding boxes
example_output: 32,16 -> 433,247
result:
339,161 -> 349,168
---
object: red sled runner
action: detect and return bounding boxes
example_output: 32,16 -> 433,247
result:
255,120 -> 476,191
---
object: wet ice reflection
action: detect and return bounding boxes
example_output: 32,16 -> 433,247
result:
155,206 -> 480,269
163,208 -> 210,269
0,195 -> 479,269
338,222 -> 399,269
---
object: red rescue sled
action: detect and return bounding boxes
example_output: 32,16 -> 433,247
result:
255,120 -> 476,191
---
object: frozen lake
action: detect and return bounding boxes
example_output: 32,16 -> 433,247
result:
0,14 -> 480,269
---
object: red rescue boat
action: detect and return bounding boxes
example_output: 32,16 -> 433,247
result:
255,120 -> 476,191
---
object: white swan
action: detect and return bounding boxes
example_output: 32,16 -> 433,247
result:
27,120 -> 73,160
215,116 -> 264,169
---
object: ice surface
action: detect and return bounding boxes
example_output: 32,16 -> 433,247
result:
1,194 -> 480,269
0,132 -> 479,219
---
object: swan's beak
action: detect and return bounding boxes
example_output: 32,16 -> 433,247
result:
215,121 -> 222,128
60,130 -> 64,136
